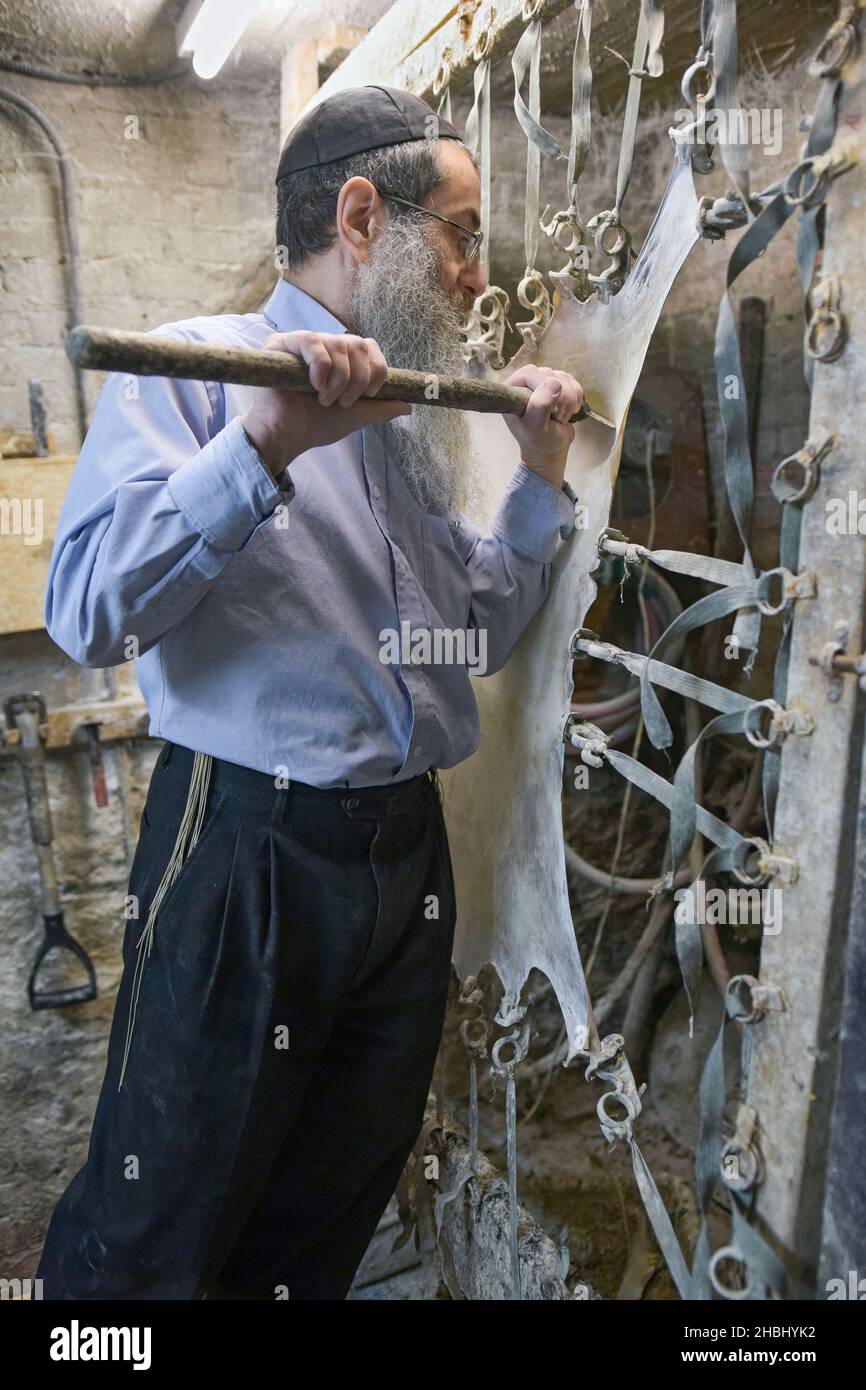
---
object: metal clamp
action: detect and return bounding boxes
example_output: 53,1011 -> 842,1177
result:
743,698 -> 815,750
757,847 -> 800,886
569,626 -> 603,659
708,1245 -> 756,1300
729,836 -> 799,888
721,1104 -> 764,1194
563,716 -> 609,767
755,566 -> 817,617
458,976 -> 490,1059
697,191 -> 749,240
597,527 -> 648,568
783,142 -> 858,210
730,837 -> 772,888
432,52 -> 453,97
471,25 -> 495,63
490,1019 -> 531,1078
770,431 -> 834,506
806,275 -> 847,363
582,1033 -> 645,1145
515,266 -> 552,349
541,201 -> 591,297
681,48 -> 716,107
809,620 -> 866,698
496,987 -> 530,1029
461,284 -> 511,370
586,209 -> 633,302
808,4 -> 859,80
725,974 -> 786,1025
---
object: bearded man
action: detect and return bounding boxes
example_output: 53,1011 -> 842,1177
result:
37,85 -> 584,1302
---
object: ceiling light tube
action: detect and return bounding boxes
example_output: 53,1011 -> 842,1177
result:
178,0 -> 267,81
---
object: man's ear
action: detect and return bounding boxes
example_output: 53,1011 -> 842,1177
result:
335,177 -> 383,265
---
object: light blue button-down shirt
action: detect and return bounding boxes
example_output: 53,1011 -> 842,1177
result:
45,278 -> 577,787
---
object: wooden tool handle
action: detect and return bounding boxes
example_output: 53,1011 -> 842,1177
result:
66,325 -> 610,427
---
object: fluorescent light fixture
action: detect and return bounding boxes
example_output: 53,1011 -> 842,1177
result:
177,0 -> 267,80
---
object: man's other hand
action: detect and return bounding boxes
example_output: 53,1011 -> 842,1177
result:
240,330 -> 411,478
501,365 -> 584,491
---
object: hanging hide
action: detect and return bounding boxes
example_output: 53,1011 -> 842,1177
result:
440,141 -> 701,1062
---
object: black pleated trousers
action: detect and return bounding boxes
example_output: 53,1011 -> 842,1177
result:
36,741 -> 456,1300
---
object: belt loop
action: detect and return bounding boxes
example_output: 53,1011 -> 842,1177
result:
161,741 -> 174,768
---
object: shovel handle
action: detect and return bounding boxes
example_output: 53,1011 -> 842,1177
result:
66,325 -> 613,428
28,912 -> 98,1010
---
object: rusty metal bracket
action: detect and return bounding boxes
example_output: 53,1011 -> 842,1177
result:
756,566 -> 818,617
742,698 -> 815,750
697,191 -> 749,240
582,1033 -> 646,1145
757,848 -> 800,887
721,1104 -> 765,1194
728,836 -> 801,890
770,431 -> 835,506
808,619 -> 866,699
806,274 -> 848,362
726,975 -> 787,1025
808,3 -> 860,80
562,715 -> 609,767
784,139 -> 858,210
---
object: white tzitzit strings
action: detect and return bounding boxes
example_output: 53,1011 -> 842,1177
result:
118,749 -> 214,1090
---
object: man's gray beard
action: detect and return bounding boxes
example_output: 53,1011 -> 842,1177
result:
348,216 -> 480,517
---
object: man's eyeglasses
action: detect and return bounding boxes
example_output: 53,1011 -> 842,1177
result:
374,189 -> 484,264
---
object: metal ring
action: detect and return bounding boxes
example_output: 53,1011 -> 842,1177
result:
472,26 -> 494,62
491,1024 -> 530,1071
730,839 -> 771,889
756,567 -> 789,617
597,1087 -> 636,1139
590,212 -> 629,258
432,56 -> 452,96
708,1245 -> 755,1300
725,974 -> 764,1024
477,289 -> 501,315
807,308 -> 847,363
597,222 -> 628,257
460,1017 -> 488,1052
517,269 -> 547,308
809,19 -> 857,79
681,55 -> 716,107
720,1140 -> 761,1193
522,0 -> 545,20
783,158 -> 830,210
743,699 -> 785,750
770,449 -> 818,505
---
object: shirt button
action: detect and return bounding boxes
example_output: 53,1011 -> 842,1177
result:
372,484 -> 381,498
413,745 -> 422,756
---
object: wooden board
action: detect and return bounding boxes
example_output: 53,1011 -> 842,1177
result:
0,456 -> 76,636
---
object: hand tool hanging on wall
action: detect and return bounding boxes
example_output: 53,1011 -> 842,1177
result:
65,325 -> 615,429
4,694 -> 97,1009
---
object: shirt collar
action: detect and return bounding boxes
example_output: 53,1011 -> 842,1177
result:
262,278 -> 348,337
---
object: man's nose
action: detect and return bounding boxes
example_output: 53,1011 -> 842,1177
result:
460,257 -> 487,300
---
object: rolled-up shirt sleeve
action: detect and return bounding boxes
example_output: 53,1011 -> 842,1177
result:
44,326 -> 295,669
450,463 -> 578,675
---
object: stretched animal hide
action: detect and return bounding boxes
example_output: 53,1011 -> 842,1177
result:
440,143 -> 700,1062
